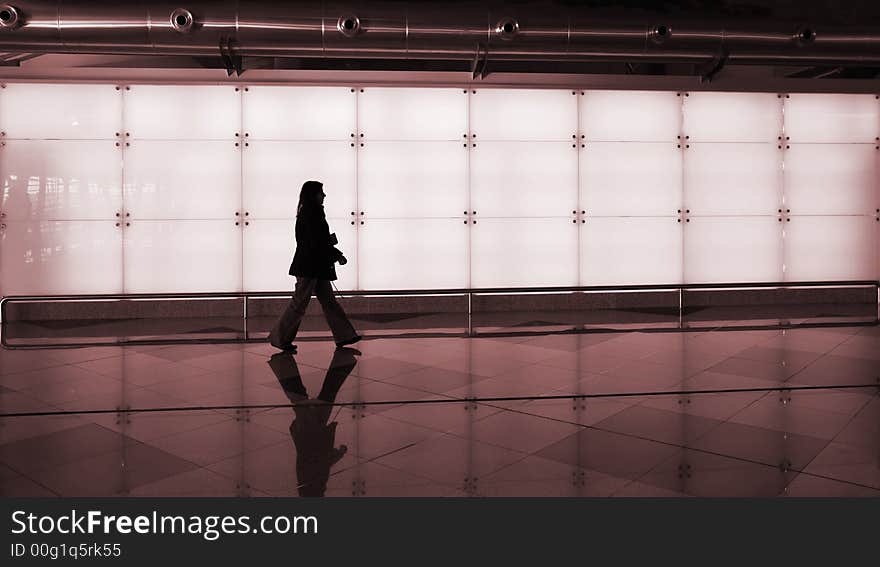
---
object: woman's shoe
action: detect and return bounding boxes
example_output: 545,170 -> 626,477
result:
336,334 -> 362,348
270,340 -> 297,353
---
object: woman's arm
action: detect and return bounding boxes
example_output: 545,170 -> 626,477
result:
300,214 -> 345,262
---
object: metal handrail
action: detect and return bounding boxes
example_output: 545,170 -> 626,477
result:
2,279 -> 877,308
1,279 -> 877,348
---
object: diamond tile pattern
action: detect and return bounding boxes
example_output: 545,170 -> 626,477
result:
1,323 -> 879,496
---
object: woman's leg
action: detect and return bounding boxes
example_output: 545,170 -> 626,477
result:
269,277 -> 317,345
314,280 -> 358,344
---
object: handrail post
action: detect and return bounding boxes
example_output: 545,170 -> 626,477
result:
679,287 -> 683,330
243,293 -> 249,341
467,291 -> 473,337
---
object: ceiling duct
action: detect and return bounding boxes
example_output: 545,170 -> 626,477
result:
0,1 -> 876,68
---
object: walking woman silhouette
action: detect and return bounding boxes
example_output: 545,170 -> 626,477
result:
268,180 -> 361,353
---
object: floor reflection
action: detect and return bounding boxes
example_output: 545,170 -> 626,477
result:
1,324 -> 879,497
268,348 -> 359,496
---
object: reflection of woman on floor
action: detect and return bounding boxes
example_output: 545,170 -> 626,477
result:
268,180 -> 361,354
267,347 -> 360,497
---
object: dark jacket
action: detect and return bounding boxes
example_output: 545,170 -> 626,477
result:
289,206 -> 344,281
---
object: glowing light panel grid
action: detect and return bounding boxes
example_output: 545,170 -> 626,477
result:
581,217 -> 682,286
358,88 -> 467,140
783,144 -> 876,215
783,216 -> 875,281
242,141 -> 356,219
123,141 -> 241,220
2,84 -> 121,139
123,220 -> 242,293
0,220 -> 123,295
684,143 -> 781,215
581,143 -> 682,216
684,217 -> 783,284
358,219 -> 468,290
784,94 -> 880,143
471,219 -> 578,288
124,85 -> 241,140
471,142 -> 577,217
242,86 -> 355,140
1,141 -> 122,220
358,142 -> 467,218
0,83 -> 876,299
581,91 -> 681,142
470,89 -> 577,141
683,93 -> 782,142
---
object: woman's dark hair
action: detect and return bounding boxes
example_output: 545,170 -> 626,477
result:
297,180 -> 324,215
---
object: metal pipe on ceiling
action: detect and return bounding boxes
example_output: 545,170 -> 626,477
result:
0,1 -> 877,67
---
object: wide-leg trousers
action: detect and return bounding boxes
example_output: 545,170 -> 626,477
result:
269,277 -> 358,345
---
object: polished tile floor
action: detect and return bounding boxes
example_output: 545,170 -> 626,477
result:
1,323 -> 879,497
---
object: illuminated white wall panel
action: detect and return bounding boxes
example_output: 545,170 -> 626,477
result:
684,143 -> 781,215
123,86 -> 241,140
683,93 -> 782,142
581,217 -> 682,285
471,142 -> 577,217
242,220 -> 292,292
581,143 -> 681,216
243,219 -> 357,292
471,219 -> 578,287
784,94 -> 880,143
123,142 -> 241,219
0,221 -> 122,295
783,144 -> 876,215
684,217 -> 783,284
358,142 -> 466,218
358,88 -> 467,140
358,219 -> 467,290
1,141 -> 122,220
470,89 -> 576,140
1,84 -> 121,139
242,141 -> 355,219
784,216 -> 875,281
581,91 -> 681,142
123,221 -> 242,293
242,86 -> 355,140
0,84 -> 877,300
